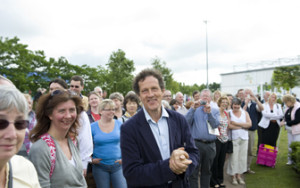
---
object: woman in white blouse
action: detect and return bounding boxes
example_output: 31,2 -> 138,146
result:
227,98 -> 252,185
258,93 -> 283,147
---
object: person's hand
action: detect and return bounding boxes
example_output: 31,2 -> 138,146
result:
169,148 -> 192,175
193,100 -> 201,109
83,169 -> 87,177
92,158 -> 102,164
203,104 -> 211,113
115,159 -> 122,164
244,97 -> 250,104
280,120 -> 286,127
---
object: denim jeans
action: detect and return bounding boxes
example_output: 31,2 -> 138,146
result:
92,162 -> 127,188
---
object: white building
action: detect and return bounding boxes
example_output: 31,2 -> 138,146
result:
220,56 -> 300,98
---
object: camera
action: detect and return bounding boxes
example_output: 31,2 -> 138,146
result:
200,101 -> 207,105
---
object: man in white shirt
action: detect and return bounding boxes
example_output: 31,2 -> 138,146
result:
175,92 -> 188,115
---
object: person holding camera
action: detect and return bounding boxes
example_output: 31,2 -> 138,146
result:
185,89 -> 220,188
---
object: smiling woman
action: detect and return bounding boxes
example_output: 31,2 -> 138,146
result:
0,85 -> 40,188
90,99 -> 127,188
28,90 -> 87,187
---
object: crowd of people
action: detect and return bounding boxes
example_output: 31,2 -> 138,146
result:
1,71 -> 300,188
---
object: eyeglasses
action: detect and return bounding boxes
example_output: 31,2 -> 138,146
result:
102,108 -> 116,112
70,85 -> 80,89
0,119 -> 29,130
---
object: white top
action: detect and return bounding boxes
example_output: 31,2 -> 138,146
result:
176,105 -> 188,115
210,101 -> 219,109
78,111 -> 93,169
258,103 -> 283,129
230,109 -> 248,140
6,155 -> 41,188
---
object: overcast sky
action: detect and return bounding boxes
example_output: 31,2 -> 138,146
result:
1,0 -> 300,85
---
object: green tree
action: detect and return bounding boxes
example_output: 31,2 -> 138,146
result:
209,82 -> 221,92
0,37 -> 50,93
151,57 -> 173,87
106,49 -> 135,95
272,65 -> 300,92
151,57 -> 180,93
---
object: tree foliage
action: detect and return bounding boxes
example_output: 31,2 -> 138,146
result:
106,49 -> 135,94
151,57 -> 174,90
1,36 -> 220,98
0,37 -> 107,95
272,65 -> 300,92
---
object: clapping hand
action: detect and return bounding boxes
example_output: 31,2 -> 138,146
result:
169,147 -> 192,174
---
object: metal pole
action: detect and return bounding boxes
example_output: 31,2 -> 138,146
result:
204,20 -> 208,89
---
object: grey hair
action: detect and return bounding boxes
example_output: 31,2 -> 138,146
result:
162,100 -> 171,110
201,89 -> 212,97
0,75 -> 15,86
0,85 -> 28,118
175,92 -> 183,97
109,92 -> 124,102
94,86 -> 102,92
99,99 -> 115,111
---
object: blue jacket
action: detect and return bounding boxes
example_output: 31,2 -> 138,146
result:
242,101 -> 259,131
121,108 -> 199,188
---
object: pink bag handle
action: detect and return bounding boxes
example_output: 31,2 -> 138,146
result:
40,133 -> 77,178
40,133 -> 56,178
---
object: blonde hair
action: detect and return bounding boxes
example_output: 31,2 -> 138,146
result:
213,90 -> 222,102
282,94 -> 296,104
99,99 -> 115,111
217,96 -> 229,107
268,92 -> 277,102
23,93 -> 32,102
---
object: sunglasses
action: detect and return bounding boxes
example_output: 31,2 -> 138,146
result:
51,89 -> 78,97
0,119 -> 29,130
70,85 -> 80,88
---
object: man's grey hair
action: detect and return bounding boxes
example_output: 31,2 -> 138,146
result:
94,86 -> 102,92
200,89 -> 212,96
0,85 -> 28,118
175,92 -> 183,98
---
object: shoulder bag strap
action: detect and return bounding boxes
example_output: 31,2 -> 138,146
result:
40,133 -> 56,178
8,160 -> 13,188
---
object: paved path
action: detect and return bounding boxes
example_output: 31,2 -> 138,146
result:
222,155 -> 246,188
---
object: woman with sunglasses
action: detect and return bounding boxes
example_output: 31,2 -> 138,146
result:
91,99 -> 126,188
28,90 -> 87,187
0,85 -> 40,187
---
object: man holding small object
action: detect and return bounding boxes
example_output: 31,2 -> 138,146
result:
185,89 -> 220,188
121,69 -> 199,188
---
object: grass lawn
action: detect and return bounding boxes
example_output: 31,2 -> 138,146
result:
245,128 -> 300,188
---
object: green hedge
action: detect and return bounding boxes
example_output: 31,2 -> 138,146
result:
290,141 -> 300,173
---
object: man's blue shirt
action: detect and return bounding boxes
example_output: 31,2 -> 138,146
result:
185,106 -> 220,141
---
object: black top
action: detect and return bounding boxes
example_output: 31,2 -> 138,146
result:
285,107 -> 300,126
